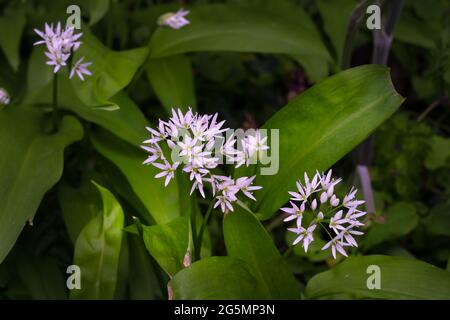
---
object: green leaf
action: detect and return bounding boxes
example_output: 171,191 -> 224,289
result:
361,202 -> 419,249
306,255 -> 450,299
223,208 -> 301,299
146,55 -> 197,113
149,4 -> 330,80
143,215 -> 189,277
247,65 -> 404,220
169,256 -> 259,299
25,46 -> 149,146
0,107 -> 83,263
316,0 -> 356,66
425,135 -> 450,170
0,4 -> 26,71
70,182 -> 125,300
72,30 -> 148,106
128,234 -> 164,299
58,180 -> 102,244
91,130 -> 181,224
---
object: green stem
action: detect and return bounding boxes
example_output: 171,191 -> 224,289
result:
319,221 -> 334,240
189,203 -> 198,263
194,199 -> 215,261
52,73 -> 59,132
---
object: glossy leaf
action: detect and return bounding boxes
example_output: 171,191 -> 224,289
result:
25,46 -> 149,146
58,180 -> 102,243
91,130 -> 181,224
247,65 -> 404,219
70,182 -> 125,299
143,215 -> 189,277
0,107 -> 83,263
306,255 -> 450,299
223,208 -> 301,299
72,31 -> 148,106
146,55 -> 197,112
149,4 -> 330,80
169,256 -> 260,299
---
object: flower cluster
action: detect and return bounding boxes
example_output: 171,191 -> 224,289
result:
282,170 -> 366,259
158,8 -> 190,29
141,108 -> 266,213
34,22 -> 92,80
0,88 -> 10,105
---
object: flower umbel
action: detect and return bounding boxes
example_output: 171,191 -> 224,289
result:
141,108 -> 265,214
0,88 -> 10,105
158,8 -> 190,29
281,170 -> 366,259
34,22 -> 92,80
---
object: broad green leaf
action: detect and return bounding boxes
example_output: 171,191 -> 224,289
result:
361,202 -> 419,249
143,215 -> 189,277
246,65 -> 404,220
0,107 -> 83,263
128,234 -> 164,299
25,46 -> 149,146
71,182 -> 125,300
143,208 -> 211,277
169,256 -> 260,299
72,30 -> 148,106
224,208 -> 301,299
317,0 -> 356,66
0,4 -> 26,71
146,55 -> 197,113
149,4 -> 330,80
91,130 -> 181,224
425,135 -> 450,170
58,180 -> 102,243
306,255 -> 450,299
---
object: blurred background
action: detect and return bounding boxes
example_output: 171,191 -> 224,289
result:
0,0 -> 449,299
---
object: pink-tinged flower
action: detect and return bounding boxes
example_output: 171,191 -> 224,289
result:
0,88 -> 10,105
69,57 -> 92,80
142,108 -> 264,213
280,169 -> 366,259
214,195 -> 234,213
235,176 -> 261,201
343,187 -> 365,208
141,144 -> 163,164
288,224 -> 316,252
34,22 -> 92,78
281,201 -> 305,228
153,161 -> 179,186
322,237 -> 349,259
244,129 -> 269,160
329,210 -> 348,234
159,8 -> 190,30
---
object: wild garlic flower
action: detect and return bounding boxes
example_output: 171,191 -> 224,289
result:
282,170 -> 366,259
34,22 -> 92,80
0,88 -> 10,105
141,108 -> 265,213
158,8 -> 190,29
